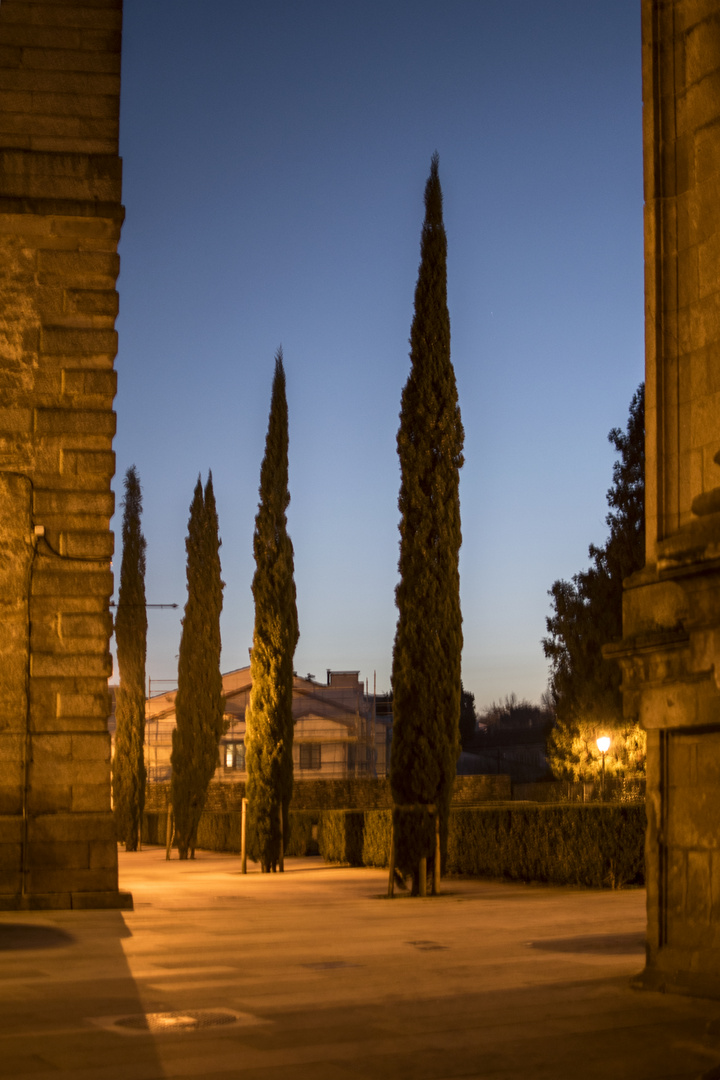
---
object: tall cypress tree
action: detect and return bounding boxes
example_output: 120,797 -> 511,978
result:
113,465 -> 148,851
245,350 -> 299,873
171,472 -> 225,859
391,155 -> 464,889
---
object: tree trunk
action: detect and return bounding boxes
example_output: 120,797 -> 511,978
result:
165,805 -> 174,861
432,812 -> 441,895
387,830 -> 395,898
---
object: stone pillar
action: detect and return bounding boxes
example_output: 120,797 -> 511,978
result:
606,0 -> 720,996
0,0 -> 130,909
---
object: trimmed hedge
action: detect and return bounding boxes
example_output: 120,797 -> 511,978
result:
143,803 -> 645,889
318,810 -> 365,865
318,804 -> 645,889
144,774 -> 511,813
142,809 -> 319,856
285,811 -> 318,857
445,804 -> 645,888
143,810 -> 170,846
362,808 -> 392,868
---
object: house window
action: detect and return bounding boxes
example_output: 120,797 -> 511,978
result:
299,743 -> 321,770
224,741 -> 245,770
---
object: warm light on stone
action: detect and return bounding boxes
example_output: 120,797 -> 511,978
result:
604,0 -> 720,1000
0,0 -> 129,910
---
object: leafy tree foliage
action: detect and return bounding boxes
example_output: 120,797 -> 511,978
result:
245,352 -> 299,873
543,385 -> 645,781
113,466 -> 147,850
171,473 -> 225,859
479,693 -> 554,733
391,155 -> 464,888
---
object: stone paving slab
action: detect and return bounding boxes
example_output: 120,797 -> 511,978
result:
1,847 -> 720,1078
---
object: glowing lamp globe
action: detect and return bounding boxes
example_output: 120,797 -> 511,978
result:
596,736 -> 611,754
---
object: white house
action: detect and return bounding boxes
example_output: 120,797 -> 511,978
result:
140,667 -> 392,782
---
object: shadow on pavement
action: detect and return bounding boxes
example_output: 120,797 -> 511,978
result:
0,909 -> 166,1079
529,931 -> 646,954
0,923 -> 76,950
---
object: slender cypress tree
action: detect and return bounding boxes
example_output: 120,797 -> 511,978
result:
113,466 -> 148,850
171,472 -> 225,859
390,155 -> 464,890
245,350 -> 299,872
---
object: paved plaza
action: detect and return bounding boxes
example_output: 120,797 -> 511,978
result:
2,848 -> 720,1079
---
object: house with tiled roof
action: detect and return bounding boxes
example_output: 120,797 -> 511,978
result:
137,666 -> 391,782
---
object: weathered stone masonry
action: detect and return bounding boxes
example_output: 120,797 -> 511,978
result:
0,0 -> 128,908
608,0 -> 720,997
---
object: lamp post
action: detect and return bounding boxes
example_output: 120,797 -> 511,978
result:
596,736 -> 611,802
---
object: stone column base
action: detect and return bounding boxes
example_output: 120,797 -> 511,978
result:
632,964 -> 720,1002
0,890 -> 133,911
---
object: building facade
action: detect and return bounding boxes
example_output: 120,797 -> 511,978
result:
139,667 -> 392,783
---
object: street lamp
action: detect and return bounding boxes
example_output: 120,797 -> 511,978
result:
597,736 -> 611,801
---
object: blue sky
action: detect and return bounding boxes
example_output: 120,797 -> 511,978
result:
113,0 -> 644,708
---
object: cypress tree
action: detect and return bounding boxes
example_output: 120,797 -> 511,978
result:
113,465 -> 148,851
391,155 -> 464,891
245,350 -> 299,873
171,472 -> 225,859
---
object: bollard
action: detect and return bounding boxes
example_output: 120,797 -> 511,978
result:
279,803 -> 284,872
241,798 -> 247,874
433,812 -> 441,895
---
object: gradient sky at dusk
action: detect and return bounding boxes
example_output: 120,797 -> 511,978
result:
112,0 -> 644,709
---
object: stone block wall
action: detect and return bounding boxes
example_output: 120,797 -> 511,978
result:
609,0 -> 720,998
642,0 -> 720,548
0,0 -> 128,909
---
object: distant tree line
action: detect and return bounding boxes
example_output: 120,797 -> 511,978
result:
478,693 -> 554,733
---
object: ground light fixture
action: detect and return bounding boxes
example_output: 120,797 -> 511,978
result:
597,736 -> 611,801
